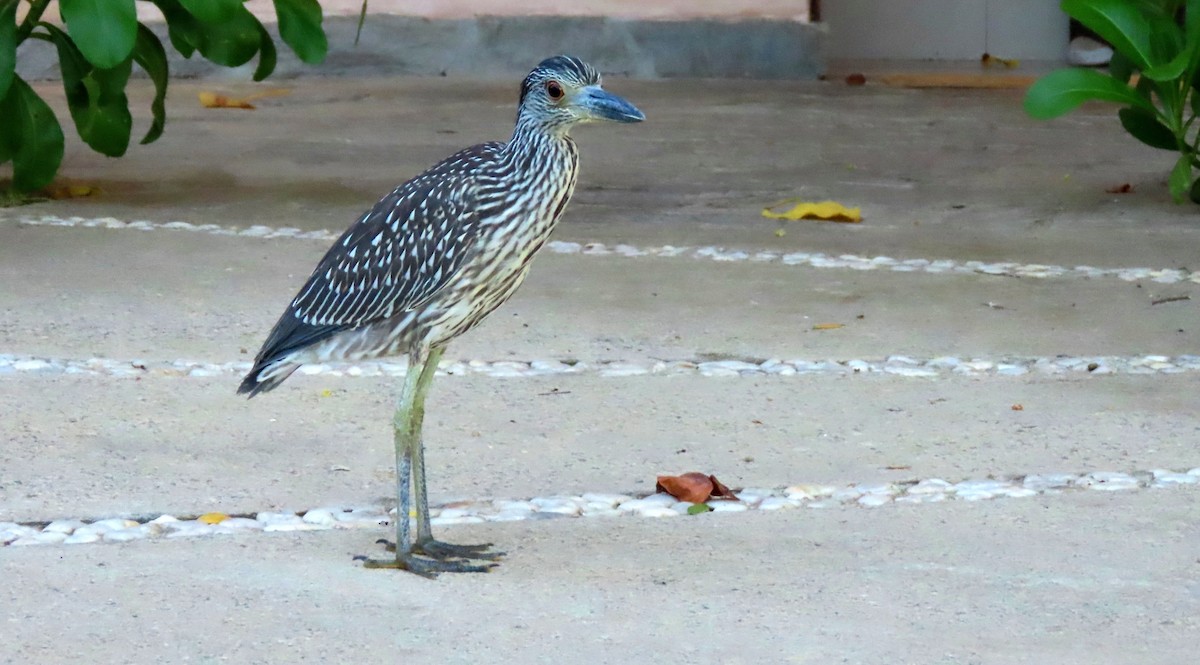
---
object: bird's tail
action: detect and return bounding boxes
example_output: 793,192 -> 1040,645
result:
238,358 -> 301,398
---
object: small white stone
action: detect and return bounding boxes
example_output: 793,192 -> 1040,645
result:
997,487 -> 1039,499
758,497 -> 798,510
492,500 -> 536,513
598,363 -> 650,377
636,506 -> 682,518
1024,473 -> 1078,491
103,525 -> 157,543
264,522 -> 330,532
857,494 -> 892,507
63,531 -> 102,545
164,521 -> 218,538
90,518 -> 138,531
430,515 -> 485,526
831,488 -> 864,502
43,519 -> 86,535
1150,470 -> 1198,486
907,479 -> 953,495
785,484 -> 836,499
149,514 -> 179,525
220,517 -> 265,530
1078,472 -> 1140,491
580,493 -> 633,507
302,509 -> 338,526
536,504 -> 582,517
256,511 -> 304,526
488,512 -> 531,522
707,501 -> 748,513
13,359 -> 52,372
895,493 -> 947,505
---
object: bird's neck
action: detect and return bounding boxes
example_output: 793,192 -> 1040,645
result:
503,118 -> 578,180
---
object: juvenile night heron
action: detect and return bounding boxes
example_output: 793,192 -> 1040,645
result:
238,56 -> 643,576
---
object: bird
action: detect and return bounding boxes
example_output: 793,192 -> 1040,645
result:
238,55 -> 644,577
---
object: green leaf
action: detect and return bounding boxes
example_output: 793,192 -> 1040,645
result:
1185,0 -> 1200,83
253,22 -> 276,81
1189,175 -> 1200,203
1109,51 -> 1135,84
0,75 -> 66,191
1025,67 -> 1156,119
0,0 -> 15,100
132,24 -> 168,144
273,0 -> 327,64
178,0 -> 243,24
1118,106 -> 1178,150
1169,153 -> 1193,202
686,503 -> 712,515
59,0 -> 137,69
1062,0 -> 1159,71
42,22 -> 132,157
150,0 -> 200,58
190,4 -> 264,67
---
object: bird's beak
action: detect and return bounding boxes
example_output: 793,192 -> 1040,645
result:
577,85 -> 645,123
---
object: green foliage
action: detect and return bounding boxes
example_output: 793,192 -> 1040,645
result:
0,0 -> 328,194
1025,0 -> 1200,203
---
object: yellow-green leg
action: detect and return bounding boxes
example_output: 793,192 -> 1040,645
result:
364,346 -> 499,577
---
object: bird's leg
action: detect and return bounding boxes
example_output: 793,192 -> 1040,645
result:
363,347 -> 494,576
410,347 -> 503,563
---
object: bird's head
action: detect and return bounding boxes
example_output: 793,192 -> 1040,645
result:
516,55 -> 644,133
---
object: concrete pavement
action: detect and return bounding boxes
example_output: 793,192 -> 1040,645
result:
1,75 -> 1198,663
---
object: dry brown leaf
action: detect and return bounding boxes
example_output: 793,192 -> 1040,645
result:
1011,404 -> 1024,411
844,73 -> 867,86
708,474 -> 737,499
656,472 -> 713,503
1105,183 -> 1133,194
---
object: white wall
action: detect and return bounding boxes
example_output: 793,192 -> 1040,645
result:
822,0 -> 1068,60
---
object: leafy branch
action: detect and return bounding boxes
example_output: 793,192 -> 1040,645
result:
1025,0 -> 1200,203
0,0 -> 328,195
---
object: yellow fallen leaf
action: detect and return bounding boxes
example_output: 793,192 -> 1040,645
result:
763,199 -> 862,223
812,323 -> 845,330
199,88 -> 291,110
45,184 -> 101,199
773,228 -> 786,237
199,91 -> 255,109
198,512 -> 229,524
981,53 -> 1020,69
320,389 -> 333,397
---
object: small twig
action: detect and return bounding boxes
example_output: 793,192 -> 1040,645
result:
1151,295 -> 1191,306
537,389 -> 571,396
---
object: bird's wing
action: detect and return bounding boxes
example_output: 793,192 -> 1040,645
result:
254,146 -> 499,362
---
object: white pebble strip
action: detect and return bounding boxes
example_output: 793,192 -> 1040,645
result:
4,353 -> 1200,381
4,466 -> 1197,549
7,214 -> 1198,285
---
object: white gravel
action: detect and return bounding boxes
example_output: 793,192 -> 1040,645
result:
3,352 -> 1199,381
3,466 -> 1197,550
8,214 -> 1200,285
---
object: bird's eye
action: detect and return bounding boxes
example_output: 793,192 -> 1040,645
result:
545,80 -> 564,100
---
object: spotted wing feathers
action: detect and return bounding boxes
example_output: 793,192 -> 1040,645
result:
240,144 -> 501,394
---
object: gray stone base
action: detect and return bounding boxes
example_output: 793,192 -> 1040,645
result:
16,15 -> 826,81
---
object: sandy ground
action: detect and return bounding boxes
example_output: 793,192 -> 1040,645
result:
1,75 -> 1198,663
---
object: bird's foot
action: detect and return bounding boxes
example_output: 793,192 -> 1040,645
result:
414,538 -> 505,562
361,538 -> 501,577
360,545 -> 496,579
